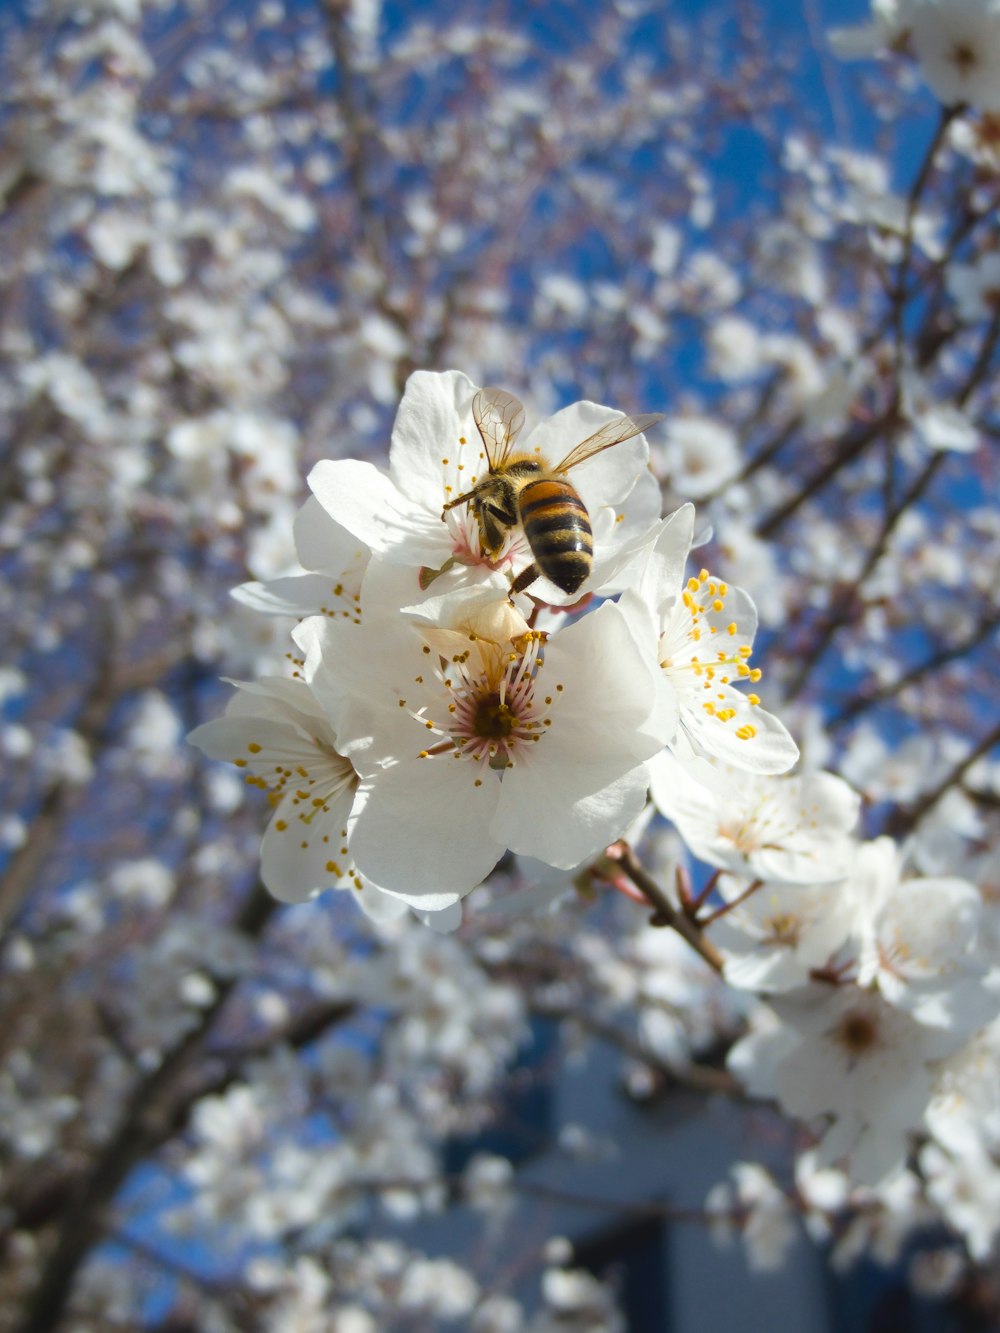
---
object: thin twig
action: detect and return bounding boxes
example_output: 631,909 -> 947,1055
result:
604,843 -> 725,974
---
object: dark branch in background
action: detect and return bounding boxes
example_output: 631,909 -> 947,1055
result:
13,883 -> 276,1333
754,408 -> 898,541
529,1002 -> 741,1098
0,634 -> 194,934
828,611 -> 1000,730
891,103 -> 962,361
883,719 -> 1000,840
783,448 -> 946,700
782,299 -> 1000,702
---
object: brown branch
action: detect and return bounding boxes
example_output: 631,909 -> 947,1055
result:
0,643 -> 194,935
883,720 -> 1000,839
754,408 -> 897,541
782,448 -> 946,699
891,103 -> 963,361
12,883 -> 277,1333
828,610 -> 1000,730
604,842 -> 725,974
530,1002 -> 741,1098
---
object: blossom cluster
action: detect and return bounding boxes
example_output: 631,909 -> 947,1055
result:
191,367 -> 798,922
193,368 -> 998,1204
831,0 -> 1000,113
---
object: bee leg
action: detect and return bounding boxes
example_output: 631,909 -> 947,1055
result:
508,561 -> 540,599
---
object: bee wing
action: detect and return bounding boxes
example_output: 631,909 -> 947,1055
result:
553,412 -> 663,474
472,387 -> 525,469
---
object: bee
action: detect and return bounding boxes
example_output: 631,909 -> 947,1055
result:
442,387 -> 662,598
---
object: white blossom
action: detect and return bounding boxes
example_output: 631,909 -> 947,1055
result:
730,984 -> 968,1184
299,589 -> 665,905
649,752 -> 860,884
308,369 -> 661,610
909,0 -> 1000,111
624,505 -> 800,774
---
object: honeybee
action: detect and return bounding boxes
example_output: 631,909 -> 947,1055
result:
442,387 -> 662,598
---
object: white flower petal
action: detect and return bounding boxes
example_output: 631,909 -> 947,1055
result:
349,759 -> 503,904
389,368 -> 479,513
494,760 -> 649,869
309,458 -> 447,566
260,783 -> 357,902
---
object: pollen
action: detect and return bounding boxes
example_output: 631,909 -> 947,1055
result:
416,629 -> 552,772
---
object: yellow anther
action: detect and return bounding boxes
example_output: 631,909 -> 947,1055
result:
698,569 -> 709,582
749,668 -> 762,682
727,623 -> 737,636
736,724 -> 757,740
247,742 -> 262,754
748,694 -> 760,706
712,599 -> 724,612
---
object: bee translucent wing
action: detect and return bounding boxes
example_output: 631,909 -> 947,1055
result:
472,387 -> 525,469
553,412 -> 663,474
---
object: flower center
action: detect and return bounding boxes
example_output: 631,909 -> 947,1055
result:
949,41 -> 977,75
834,1008 -> 880,1057
415,630 -> 556,774
766,912 -> 800,947
474,690 -> 517,740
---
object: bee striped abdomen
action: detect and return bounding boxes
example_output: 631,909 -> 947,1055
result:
518,478 -> 593,594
